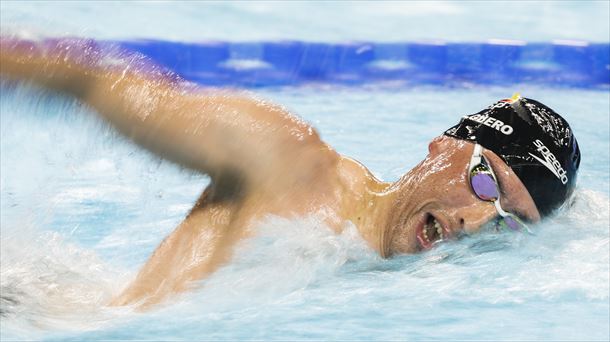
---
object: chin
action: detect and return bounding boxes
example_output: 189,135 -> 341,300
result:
387,219 -> 419,256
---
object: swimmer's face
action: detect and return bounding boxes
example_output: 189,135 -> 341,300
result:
387,136 -> 540,255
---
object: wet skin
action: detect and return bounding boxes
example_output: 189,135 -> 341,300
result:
0,39 -> 540,308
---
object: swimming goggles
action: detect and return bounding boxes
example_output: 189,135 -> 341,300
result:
469,144 -> 532,234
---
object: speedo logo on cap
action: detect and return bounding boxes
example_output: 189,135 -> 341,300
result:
465,114 -> 514,135
530,140 -> 568,185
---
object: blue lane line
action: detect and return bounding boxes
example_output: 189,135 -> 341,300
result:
116,40 -> 610,88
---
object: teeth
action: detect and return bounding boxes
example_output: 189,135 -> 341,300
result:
423,223 -> 430,242
423,217 -> 444,243
435,220 -> 444,240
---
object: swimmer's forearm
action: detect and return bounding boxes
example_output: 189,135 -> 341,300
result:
0,38 -> 96,96
0,39 -> 224,178
0,40 -> 220,171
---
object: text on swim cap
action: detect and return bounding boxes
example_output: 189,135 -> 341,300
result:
530,139 -> 569,185
466,114 -> 514,135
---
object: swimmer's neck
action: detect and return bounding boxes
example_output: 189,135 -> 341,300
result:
336,157 -> 402,258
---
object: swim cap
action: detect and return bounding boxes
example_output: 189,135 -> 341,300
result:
443,95 -> 581,217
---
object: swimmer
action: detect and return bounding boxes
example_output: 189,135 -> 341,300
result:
0,38 -> 580,308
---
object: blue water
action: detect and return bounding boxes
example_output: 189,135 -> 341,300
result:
1,2 -> 609,341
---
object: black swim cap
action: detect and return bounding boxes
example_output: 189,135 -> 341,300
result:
444,95 -> 581,217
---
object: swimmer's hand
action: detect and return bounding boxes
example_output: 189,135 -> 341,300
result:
0,38 -> 337,198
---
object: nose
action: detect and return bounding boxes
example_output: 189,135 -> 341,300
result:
454,202 -> 499,235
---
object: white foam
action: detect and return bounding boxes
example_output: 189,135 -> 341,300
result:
0,225 -> 126,337
157,214 -> 380,313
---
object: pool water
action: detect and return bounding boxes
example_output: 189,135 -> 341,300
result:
1,1 -> 609,42
1,1 -> 609,341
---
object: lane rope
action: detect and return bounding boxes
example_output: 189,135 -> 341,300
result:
114,40 -> 609,88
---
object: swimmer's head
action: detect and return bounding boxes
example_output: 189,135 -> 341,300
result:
443,95 -> 581,217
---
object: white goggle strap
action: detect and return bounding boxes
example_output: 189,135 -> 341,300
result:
469,144 -> 483,173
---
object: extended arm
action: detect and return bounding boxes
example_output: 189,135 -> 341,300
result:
0,38 -> 337,197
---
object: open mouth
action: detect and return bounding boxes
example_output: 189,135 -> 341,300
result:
417,214 -> 445,250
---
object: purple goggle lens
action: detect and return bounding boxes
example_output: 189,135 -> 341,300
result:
470,167 -> 499,201
499,215 -> 522,231
469,159 -> 529,233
